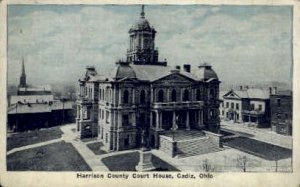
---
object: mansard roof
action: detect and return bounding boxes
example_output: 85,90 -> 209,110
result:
194,63 -> 218,80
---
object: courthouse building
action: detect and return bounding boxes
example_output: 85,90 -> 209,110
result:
76,6 -> 222,155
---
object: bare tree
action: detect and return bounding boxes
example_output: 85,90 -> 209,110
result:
236,155 -> 249,172
202,159 -> 214,172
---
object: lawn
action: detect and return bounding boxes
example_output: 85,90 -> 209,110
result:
86,142 -> 107,155
224,137 -> 292,161
102,151 -> 180,171
7,127 -> 63,151
7,141 -> 91,171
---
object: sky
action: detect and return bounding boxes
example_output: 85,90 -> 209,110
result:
7,5 -> 293,87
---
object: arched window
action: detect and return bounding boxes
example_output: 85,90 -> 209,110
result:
183,89 -> 189,101
140,90 -> 146,104
171,89 -> 177,102
123,90 -> 129,104
158,90 -> 164,102
196,89 -> 201,101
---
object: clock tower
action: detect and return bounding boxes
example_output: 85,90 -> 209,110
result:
127,5 -> 162,65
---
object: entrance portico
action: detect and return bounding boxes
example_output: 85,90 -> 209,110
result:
151,109 -> 204,131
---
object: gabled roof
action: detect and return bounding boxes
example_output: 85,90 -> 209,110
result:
7,100 -> 73,114
222,88 -> 270,100
10,95 -> 54,105
152,71 -> 197,83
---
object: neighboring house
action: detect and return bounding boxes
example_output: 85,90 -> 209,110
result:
270,90 -> 292,135
7,59 -> 74,132
76,6 -> 221,152
219,86 -> 274,128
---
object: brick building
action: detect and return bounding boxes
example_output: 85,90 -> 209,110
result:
76,6 -> 221,154
270,90 -> 292,135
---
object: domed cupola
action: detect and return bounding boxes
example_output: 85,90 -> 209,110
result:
110,60 -> 137,80
129,5 -> 155,32
127,5 -> 159,64
194,63 -> 219,81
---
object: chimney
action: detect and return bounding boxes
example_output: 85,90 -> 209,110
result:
175,65 -> 181,70
273,87 -> 277,94
183,64 -> 191,73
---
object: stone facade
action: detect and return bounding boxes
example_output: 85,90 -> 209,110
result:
76,6 -> 220,152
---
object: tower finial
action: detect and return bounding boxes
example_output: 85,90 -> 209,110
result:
141,5 -> 145,18
22,57 -> 25,75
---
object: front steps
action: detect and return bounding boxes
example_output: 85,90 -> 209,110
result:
159,130 -> 222,158
176,137 -> 221,158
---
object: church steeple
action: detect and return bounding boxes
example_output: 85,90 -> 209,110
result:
19,58 -> 26,88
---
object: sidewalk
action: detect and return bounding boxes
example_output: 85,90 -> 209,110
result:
7,138 -> 63,155
221,121 -> 292,149
60,124 -> 109,171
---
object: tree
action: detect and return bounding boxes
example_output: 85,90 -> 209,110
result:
202,159 -> 214,172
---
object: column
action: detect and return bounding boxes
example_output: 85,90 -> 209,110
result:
172,110 -> 176,129
180,88 -> 183,102
198,110 -> 201,127
159,112 -> 163,129
201,110 -> 204,126
76,105 -> 80,131
150,111 -> 153,128
132,88 -> 135,105
118,112 -> 122,128
150,88 -> 154,103
116,132 -> 120,151
186,110 -> 190,130
76,105 -> 80,118
119,89 -> 122,105
155,111 -> 159,130
80,105 -> 84,119
132,112 -> 136,126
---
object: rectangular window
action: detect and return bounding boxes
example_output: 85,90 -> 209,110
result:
237,114 -> 239,120
231,103 -> 234,109
277,99 -> 281,107
251,104 -> 255,110
236,103 -> 239,110
222,110 -> 224,116
222,102 -> 224,107
226,102 -> 229,108
123,115 -> 129,126
258,104 -> 262,111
